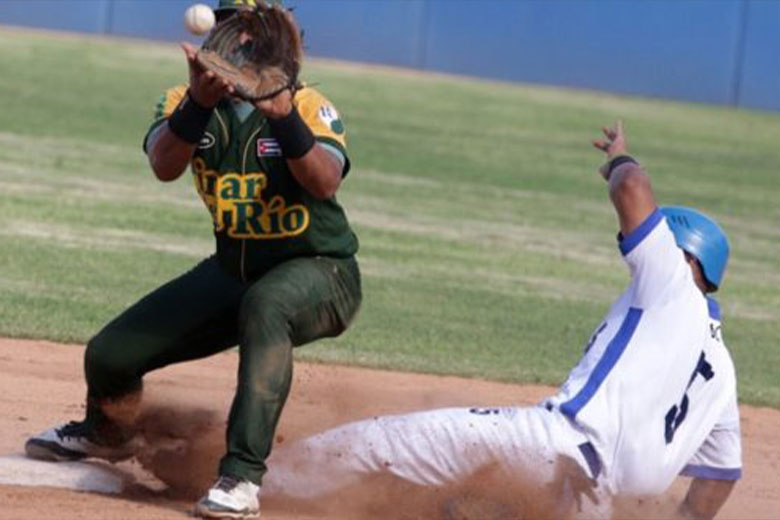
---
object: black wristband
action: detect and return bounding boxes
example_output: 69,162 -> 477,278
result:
167,93 -> 214,145
268,106 -> 316,159
607,155 -> 638,176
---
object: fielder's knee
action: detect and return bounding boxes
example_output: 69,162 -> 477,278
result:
239,291 -> 291,338
84,333 -> 143,399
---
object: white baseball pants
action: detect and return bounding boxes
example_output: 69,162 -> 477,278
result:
263,405 -> 611,519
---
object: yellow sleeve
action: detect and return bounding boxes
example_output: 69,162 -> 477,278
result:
294,87 -> 347,151
153,85 -> 188,122
143,85 -> 187,153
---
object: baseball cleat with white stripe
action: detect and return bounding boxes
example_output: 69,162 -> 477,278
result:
24,420 -> 137,463
195,475 -> 261,519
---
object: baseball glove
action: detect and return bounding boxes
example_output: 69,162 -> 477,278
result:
196,2 -> 303,102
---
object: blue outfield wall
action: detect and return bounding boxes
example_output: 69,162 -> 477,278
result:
0,0 -> 777,111
737,1 -> 780,112
0,0 -> 198,42
424,0 -> 743,106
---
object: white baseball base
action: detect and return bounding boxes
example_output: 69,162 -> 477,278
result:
0,453 -> 125,494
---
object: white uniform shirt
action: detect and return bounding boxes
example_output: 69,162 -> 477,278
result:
546,209 -> 742,496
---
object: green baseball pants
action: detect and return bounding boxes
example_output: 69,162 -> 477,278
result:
84,254 -> 361,485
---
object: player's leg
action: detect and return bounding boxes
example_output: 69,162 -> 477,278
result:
263,406 -> 610,519
85,256 -> 245,397
264,407 -> 550,494
195,256 -> 360,517
26,256 -> 246,461
215,255 -> 361,483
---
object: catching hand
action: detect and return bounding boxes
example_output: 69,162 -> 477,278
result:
181,41 -> 234,108
195,4 -> 303,104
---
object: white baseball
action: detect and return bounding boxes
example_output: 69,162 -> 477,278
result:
184,4 -> 216,36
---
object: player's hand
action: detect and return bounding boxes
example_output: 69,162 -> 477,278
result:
181,42 -> 234,108
254,88 -> 295,120
593,120 -> 630,180
593,119 -> 629,158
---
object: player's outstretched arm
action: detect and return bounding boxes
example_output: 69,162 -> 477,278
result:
593,120 -> 657,236
285,143 -> 344,199
146,42 -> 233,182
677,477 -> 736,520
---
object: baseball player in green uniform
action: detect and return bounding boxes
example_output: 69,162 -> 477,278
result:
25,1 -> 361,518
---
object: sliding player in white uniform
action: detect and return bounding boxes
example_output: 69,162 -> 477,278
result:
262,121 -> 741,519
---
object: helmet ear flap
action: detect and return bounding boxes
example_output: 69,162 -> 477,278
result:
661,206 -> 730,292
683,252 -> 718,294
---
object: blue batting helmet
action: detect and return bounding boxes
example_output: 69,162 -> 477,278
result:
661,206 -> 730,291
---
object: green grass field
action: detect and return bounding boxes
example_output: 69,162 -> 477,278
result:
1,28 -> 779,406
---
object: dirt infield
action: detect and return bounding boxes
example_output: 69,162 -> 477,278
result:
0,339 -> 778,519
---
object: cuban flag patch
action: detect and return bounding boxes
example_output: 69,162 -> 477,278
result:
257,138 -> 282,157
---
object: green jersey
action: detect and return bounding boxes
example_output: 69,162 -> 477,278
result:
145,86 -> 358,280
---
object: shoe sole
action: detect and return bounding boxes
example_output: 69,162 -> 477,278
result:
25,439 -> 87,462
24,439 -> 136,463
193,501 -> 260,519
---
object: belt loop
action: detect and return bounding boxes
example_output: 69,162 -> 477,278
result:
578,442 -> 602,480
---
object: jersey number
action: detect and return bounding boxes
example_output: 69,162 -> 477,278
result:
664,351 -> 714,444
469,408 -> 501,416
